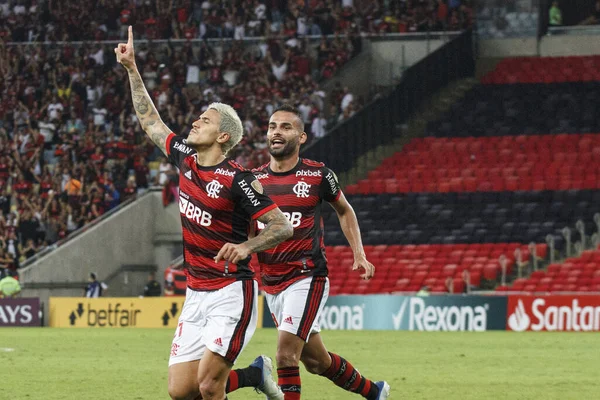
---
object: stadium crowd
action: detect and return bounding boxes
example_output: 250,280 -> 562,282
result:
0,0 -> 474,42
0,0 -> 473,275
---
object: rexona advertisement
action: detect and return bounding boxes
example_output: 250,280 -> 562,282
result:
0,298 -> 41,327
263,295 -> 507,331
49,297 -> 186,328
507,295 -> 600,332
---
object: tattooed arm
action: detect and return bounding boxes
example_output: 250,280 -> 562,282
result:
214,208 -> 293,264
114,26 -> 171,155
245,208 -> 293,253
126,69 -> 171,154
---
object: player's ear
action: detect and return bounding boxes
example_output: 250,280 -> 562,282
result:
299,131 -> 308,145
217,132 -> 230,145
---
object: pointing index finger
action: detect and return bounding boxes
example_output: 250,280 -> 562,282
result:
128,25 -> 133,45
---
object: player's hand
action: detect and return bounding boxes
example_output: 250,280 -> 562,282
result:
215,243 -> 251,265
353,255 -> 375,280
114,26 -> 136,71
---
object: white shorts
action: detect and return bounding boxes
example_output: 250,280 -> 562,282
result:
169,280 -> 258,366
265,276 -> 329,342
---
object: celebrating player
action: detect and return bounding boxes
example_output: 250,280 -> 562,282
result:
115,27 -> 291,400
244,104 -> 390,399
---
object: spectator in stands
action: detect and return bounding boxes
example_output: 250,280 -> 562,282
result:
158,157 -> 174,186
340,86 -> 354,112
445,277 -> 453,293
0,273 -> 21,298
122,178 -> 137,203
143,271 -> 162,297
327,104 -> 340,129
84,272 -> 108,298
417,286 -> 430,296
581,0 -> 600,25
0,0 -> 474,268
462,270 -> 473,293
549,1 -> 563,26
338,100 -> 356,123
311,111 -> 327,142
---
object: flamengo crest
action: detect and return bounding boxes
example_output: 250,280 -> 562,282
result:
206,180 -> 223,199
293,181 -> 311,198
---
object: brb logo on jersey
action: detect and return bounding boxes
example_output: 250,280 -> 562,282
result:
293,181 -> 311,198
179,191 -> 212,226
206,180 -> 223,199
258,211 -> 303,230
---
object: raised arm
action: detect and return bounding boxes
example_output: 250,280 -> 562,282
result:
114,26 -> 171,156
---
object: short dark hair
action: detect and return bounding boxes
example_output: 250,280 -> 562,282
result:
273,104 -> 305,132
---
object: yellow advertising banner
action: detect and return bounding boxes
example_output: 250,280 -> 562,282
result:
50,296 -> 264,328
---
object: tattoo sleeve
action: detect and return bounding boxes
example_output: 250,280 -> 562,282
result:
245,208 -> 293,253
127,68 -> 171,155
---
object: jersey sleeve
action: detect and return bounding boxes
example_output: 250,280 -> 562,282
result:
165,133 -> 196,168
320,167 -> 342,203
232,171 -> 278,220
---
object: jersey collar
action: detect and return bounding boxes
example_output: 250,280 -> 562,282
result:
267,158 -> 302,176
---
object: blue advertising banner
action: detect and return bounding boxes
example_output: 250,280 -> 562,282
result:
263,295 -> 507,331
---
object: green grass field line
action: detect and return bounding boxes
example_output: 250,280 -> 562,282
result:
1,328 -> 599,399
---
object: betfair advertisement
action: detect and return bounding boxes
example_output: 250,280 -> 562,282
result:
49,296 -> 265,328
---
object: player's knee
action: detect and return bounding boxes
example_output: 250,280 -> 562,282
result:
301,351 -> 330,375
167,384 -> 193,400
276,348 -> 300,368
199,380 -> 221,400
301,355 -> 324,375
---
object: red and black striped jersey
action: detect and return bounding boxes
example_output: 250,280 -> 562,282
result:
166,133 -> 277,291
253,158 -> 341,294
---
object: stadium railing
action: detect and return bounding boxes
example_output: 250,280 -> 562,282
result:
3,31 -> 463,46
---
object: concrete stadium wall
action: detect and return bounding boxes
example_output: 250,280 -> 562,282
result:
478,38 -> 539,57
153,202 -> 184,283
479,35 -> 600,58
321,42 -> 373,103
321,37 -> 447,107
539,34 -> 600,56
21,191 -> 183,319
370,39 -> 447,86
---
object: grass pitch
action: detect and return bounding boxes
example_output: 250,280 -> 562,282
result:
1,328 -> 598,399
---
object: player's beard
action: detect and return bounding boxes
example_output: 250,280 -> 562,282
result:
268,137 -> 298,159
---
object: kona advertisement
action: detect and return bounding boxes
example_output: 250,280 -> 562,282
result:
263,295 -> 508,331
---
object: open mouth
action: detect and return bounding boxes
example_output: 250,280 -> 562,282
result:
271,138 -> 285,149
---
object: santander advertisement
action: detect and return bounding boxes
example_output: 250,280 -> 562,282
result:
507,296 -> 600,332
